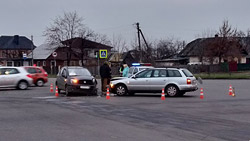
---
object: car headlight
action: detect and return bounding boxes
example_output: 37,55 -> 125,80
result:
110,83 -> 114,88
70,79 -> 78,84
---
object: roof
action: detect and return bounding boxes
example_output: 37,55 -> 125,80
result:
28,44 -> 57,59
0,35 -> 35,50
178,37 -> 250,57
61,37 -> 113,49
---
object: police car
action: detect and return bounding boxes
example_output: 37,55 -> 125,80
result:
128,63 -> 154,77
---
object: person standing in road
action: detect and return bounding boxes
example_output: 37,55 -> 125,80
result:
122,64 -> 129,77
100,61 -> 112,93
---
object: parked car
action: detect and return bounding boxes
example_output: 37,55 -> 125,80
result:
109,68 -> 198,96
0,67 -> 33,90
23,66 -> 48,86
55,66 -> 97,96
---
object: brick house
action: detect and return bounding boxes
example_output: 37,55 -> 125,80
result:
0,35 -> 35,66
31,38 -> 112,74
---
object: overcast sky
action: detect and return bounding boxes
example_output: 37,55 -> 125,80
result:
1,0 -> 250,46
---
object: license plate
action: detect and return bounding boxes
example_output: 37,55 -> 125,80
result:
80,86 -> 90,89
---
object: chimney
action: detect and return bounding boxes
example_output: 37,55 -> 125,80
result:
13,35 -> 19,45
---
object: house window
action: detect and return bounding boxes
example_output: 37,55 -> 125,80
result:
37,61 -> 41,66
79,60 -> 82,66
43,61 -> 46,66
50,60 -> 56,67
85,50 -> 89,57
7,61 -> 14,66
64,61 -> 67,66
70,61 -> 76,66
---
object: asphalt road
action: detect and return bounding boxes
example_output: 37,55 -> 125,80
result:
0,79 -> 250,141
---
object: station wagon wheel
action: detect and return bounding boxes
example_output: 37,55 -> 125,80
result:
17,81 -> 28,90
36,79 -> 44,87
166,85 -> 179,97
115,84 -> 127,96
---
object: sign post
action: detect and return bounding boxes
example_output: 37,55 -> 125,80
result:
22,53 -> 27,66
52,52 -> 57,74
98,49 -> 108,76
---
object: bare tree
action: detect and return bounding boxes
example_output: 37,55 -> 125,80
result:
44,11 -> 90,66
92,33 -> 111,46
110,34 -> 128,63
205,20 -> 241,64
155,38 -> 185,60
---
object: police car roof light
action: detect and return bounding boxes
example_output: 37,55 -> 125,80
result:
132,63 -> 141,66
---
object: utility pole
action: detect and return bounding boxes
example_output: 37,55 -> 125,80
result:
31,35 -> 34,66
136,23 -> 142,63
136,22 -> 150,63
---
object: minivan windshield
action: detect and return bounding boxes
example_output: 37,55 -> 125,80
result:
68,68 -> 91,76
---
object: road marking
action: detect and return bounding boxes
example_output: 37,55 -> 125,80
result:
32,96 -> 58,99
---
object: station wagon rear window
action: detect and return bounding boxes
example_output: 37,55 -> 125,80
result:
182,69 -> 193,77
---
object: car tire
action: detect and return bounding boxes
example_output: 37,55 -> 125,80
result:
165,85 -> 179,97
65,85 -> 71,96
115,84 -> 127,96
17,81 -> 28,90
36,79 -> 44,87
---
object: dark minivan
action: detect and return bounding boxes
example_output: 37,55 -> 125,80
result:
56,66 -> 97,96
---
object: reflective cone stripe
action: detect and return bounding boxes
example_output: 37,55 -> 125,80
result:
200,88 -> 204,99
50,83 -> 53,92
229,85 -> 233,96
161,88 -> 165,100
55,86 -> 59,97
106,88 -> 110,100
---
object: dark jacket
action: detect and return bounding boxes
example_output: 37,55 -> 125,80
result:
100,64 -> 111,78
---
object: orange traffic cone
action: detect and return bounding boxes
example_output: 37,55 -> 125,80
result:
55,86 -> 59,97
229,85 -> 233,96
161,88 -> 165,100
106,87 -> 110,100
200,88 -> 204,99
50,83 -> 54,93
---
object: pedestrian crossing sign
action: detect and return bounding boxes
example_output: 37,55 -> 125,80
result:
99,49 -> 107,58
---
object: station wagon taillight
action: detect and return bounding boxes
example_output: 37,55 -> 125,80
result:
187,79 -> 191,84
44,72 -> 48,77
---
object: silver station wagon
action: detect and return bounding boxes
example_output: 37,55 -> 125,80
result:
109,68 -> 198,96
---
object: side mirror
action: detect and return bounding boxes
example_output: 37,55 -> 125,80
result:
131,75 -> 136,79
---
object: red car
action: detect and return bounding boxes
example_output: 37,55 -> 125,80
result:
24,66 -> 48,86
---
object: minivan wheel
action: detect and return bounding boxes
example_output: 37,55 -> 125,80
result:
17,81 -> 28,90
115,84 -> 127,96
166,85 -> 179,97
36,79 -> 44,87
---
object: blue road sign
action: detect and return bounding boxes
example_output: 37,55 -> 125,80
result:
99,50 -> 107,58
